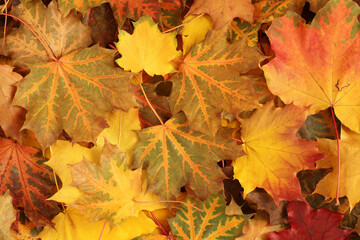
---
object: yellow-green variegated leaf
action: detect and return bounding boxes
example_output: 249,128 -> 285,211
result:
70,141 -> 163,228
57,0 -> 107,16
134,112 -> 243,200
169,28 -> 271,136
14,45 -> 137,150
4,0 -> 91,67
169,193 -> 248,239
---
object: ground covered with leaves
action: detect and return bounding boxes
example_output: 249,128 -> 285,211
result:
1,0 -> 360,239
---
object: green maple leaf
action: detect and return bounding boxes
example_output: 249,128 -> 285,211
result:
134,112 -> 243,200
169,27 -> 272,136
169,193 -> 248,239
4,0 -> 137,149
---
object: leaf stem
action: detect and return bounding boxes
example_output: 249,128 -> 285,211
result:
233,137 -> 243,144
98,221 -> 107,240
0,0 -> 9,55
162,13 -> 205,33
0,12 -> 57,60
150,211 -> 168,235
137,72 -> 164,125
330,107 -> 341,205
134,199 -> 203,212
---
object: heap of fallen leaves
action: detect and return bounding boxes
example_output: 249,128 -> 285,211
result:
2,0 -> 360,239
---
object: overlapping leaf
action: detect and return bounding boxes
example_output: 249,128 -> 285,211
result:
134,112 -> 242,200
57,0 -> 107,17
268,201 -> 352,239
169,28 -> 271,136
0,138 -> 60,227
263,0 -> 360,133
314,127 -> 360,209
232,102 -> 324,203
109,0 -> 182,29
0,65 -> 26,142
4,0 -> 137,149
70,141 -> 163,227
0,191 -> 16,240
169,193 -> 248,239
186,0 -> 254,29
4,0 -> 92,67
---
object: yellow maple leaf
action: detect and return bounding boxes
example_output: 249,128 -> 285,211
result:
96,107 -> 141,165
182,14 -> 213,55
70,141 -> 164,227
46,140 -> 101,204
232,102 -> 324,203
115,15 -> 180,76
315,126 -> 360,209
39,207 -> 157,240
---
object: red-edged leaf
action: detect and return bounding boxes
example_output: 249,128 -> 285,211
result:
0,138 -> 60,227
269,201 -> 353,240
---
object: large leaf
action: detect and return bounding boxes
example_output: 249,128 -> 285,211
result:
186,0 -> 254,29
268,201 -> 352,239
4,0 -> 137,149
4,0 -> 91,67
0,138 -> 60,227
0,64 -> 26,142
70,141 -> 163,227
262,0 -> 360,133
169,28 -> 271,136
0,191 -> 16,240
314,126 -> 360,209
169,193 -> 248,239
232,102 -> 324,203
13,45 -> 136,149
134,112 -> 242,200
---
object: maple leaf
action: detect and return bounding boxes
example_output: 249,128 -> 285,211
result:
46,140 -> 101,204
232,102 -> 324,203
0,138 -> 60,227
168,193 -> 248,239
70,141 -> 164,227
38,207 -> 108,240
314,126 -> 360,209
4,0 -> 137,149
169,28 -> 271,136
84,3 -> 118,47
3,0 -> 92,67
182,14 -> 213,55
134,112 -> 242,200
263,0 -> 360,133
96,108 -> 141,164
0,64 -> 26,142
237,211 -> 283,240
268,201 -> 352,239
115,15 -> 180,76
0,191 -> 16,240
186,0 -> 254,29
57,0 -> 107,17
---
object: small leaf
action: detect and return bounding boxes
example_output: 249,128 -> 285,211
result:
115,15 -> 180,76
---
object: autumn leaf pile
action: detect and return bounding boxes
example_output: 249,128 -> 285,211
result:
3,0 -> 360,239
